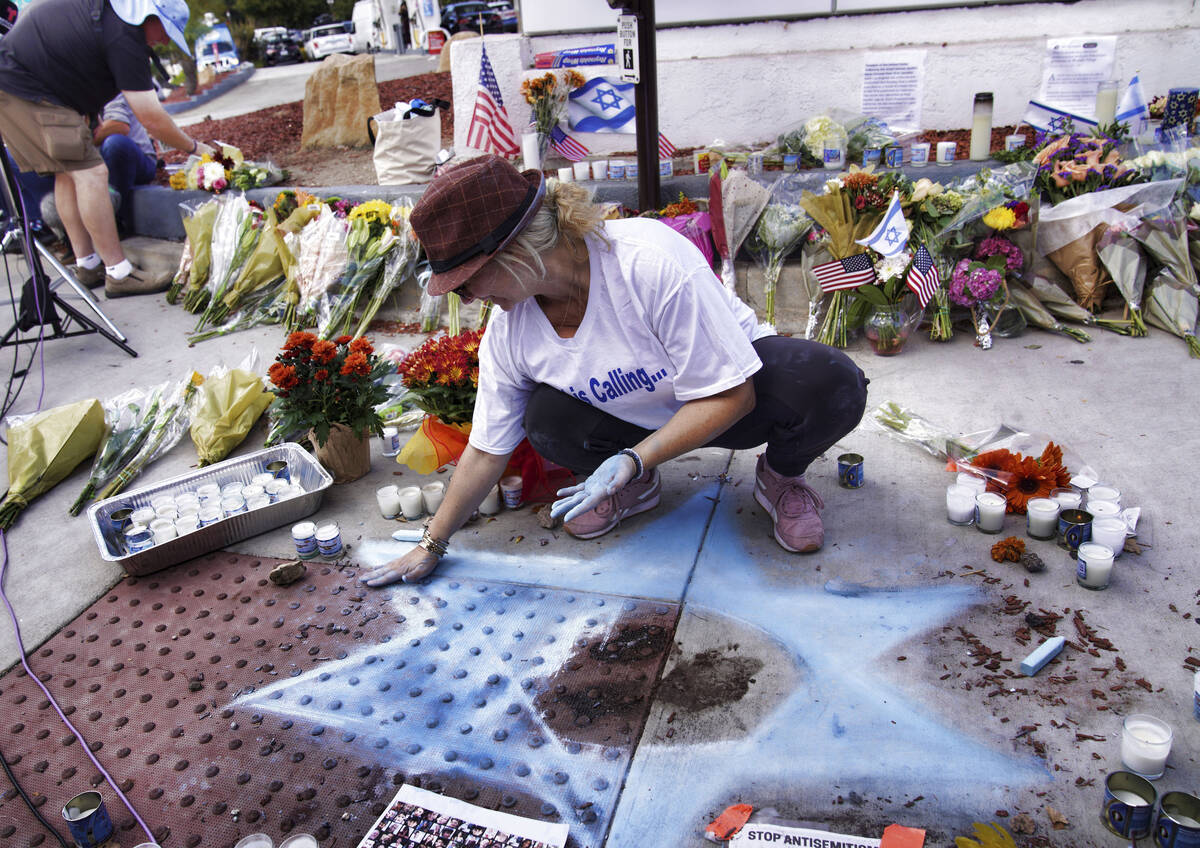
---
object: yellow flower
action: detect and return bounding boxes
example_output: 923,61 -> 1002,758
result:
169,170 -> 189,190
349,198 -> 392,224
983,206 -> 1017,231
219,144 -> 245,167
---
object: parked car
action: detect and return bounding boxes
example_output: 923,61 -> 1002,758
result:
262,33 -> 301,65
487,0 -> 518,31
303,22 -> 355,61
440,1 -> 504,35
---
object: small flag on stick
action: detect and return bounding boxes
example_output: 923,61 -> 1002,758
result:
906,244 -> 940,308
812,254 -> 875,293
549,125 -> 590,162
465,44 -> 519,156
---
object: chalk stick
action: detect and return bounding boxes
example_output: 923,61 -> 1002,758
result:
1020,636 -> 1066,676
391,528 -> 423,542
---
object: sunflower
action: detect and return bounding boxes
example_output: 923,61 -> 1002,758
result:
1005,455 -> 1060,514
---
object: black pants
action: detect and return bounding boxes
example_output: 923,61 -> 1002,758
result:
523,336 -> 869,477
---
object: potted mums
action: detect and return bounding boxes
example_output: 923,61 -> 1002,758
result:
267,332 -> 391,482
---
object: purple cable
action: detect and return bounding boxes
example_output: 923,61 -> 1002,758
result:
0,528 -> 155,842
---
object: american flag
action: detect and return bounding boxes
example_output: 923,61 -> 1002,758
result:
658,132 -> 677,159
906,244 -> 940,307
466,44 -> 519,157
812,253 -> 875,293
550,125 -> 590,162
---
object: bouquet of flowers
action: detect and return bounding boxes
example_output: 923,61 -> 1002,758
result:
393,329 -> 483,474
708,168 -> 771,291
967,441 -> 1072,515
189,351 -> 274,466
1032,133 -> 1143,205
521,69 -> 587,138
167,199 -> 219,304
904,178 -> 966,341
70,384 -> 166,514
286,205 -> 351,330
801,170 -> 889,347
744,175 -> 812,328
354,199 -> 418,338
851,249 -> 923,355
1,399 -> 104,529
267,332 -> 391,449
204,207 -> 285,328
187,195 -> 263,324
168,142 -> 284,193
317,200 -> 401,339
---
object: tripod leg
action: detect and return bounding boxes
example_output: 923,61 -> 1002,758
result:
37,240 -> 129,342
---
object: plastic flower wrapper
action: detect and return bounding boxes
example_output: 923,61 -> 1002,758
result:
231,159 -> 286,192
167,198 -> 219,304
414,259 -> 443,333
96,373 -> 203,500
800,115 -> 847,160
318,199 -> 399,340
1022,273 -> 1130,336
0,399 -> 104,529
198,206 -> 284,328
868,401 -> 960,461
287,205 -> 350,330
187,274 -> 289,345
69,383 -> 169,515
1007,280 -> 1091,344
904,178 -> 965,342
1145,266 -> 1200,356
844,116 -> 898,165
1133,197 -> 1199,297
743,175 -> 813,327
185,195 -> 254,316
801,175 -> 885,347
195,199 -> 265,329
1095,222 -> 1152,335
521,69 -> 586,137
190,349 -> 275,466
355,200 -> 418,338
1036,178 -> 1181,311
708,167 -> 771,290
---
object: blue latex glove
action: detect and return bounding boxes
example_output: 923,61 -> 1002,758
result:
550,452 -> 638,523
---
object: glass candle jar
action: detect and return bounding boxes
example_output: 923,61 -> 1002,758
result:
1076,541 -> 1115,589
1087,485 -> 1121,508
1050,487 -> 1082,510
292,521 -> 317,559
421,481 -> 445,515
220,493 -> 247,517
398,486 -> 424,520
1091,517 -> 1127,558
970,92 -> 993,160
315,522 -> 343,558
1121,714 -> 1173,779
945,484 -> 976,526
376,485 -> 401,518
1095,79 -> 1119,126
936,141 -> 957,165
1025,497 -> 1060,540
197,505 -> 223,527
974,492 -> 1006,534
956,472 -> 988,497
910,142 -> 931,167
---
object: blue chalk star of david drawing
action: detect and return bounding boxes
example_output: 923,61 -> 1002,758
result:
884,226 -> 903,246
590,87 -> 625,112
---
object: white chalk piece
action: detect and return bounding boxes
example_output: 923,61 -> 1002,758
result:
391,527 -> 424,542
1020,636 -> 1066,676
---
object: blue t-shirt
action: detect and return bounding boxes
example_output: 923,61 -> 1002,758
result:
0,0 -> 153,116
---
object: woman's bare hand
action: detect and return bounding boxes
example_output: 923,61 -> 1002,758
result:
359,547 -> 440,586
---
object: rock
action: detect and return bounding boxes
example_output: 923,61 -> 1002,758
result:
300,54 -> 382,150
532,503 -> 561,530
197,65 -> 216,89
438,31 -> 478,74
269,560 -> 307,586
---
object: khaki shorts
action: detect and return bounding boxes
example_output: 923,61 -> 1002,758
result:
0,90 -> 101,174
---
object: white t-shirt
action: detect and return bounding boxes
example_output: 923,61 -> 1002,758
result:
468,217 -> 769,456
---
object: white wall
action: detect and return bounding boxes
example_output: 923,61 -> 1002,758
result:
451,0 -> 1200,155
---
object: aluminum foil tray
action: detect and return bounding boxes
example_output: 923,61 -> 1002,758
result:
86,442 -> 332,576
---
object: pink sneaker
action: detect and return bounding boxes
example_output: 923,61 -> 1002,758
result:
564,468 -> 661,540
754,456 -> 825,552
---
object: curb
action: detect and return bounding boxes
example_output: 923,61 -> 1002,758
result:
163,64 -> 257,116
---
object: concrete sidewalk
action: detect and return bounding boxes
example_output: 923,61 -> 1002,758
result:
0,236 -> 1196,847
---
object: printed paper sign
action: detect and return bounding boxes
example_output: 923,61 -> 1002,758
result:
861,51 -> 925,132
1039,36 -> 1117,117
731,822 -> 882,848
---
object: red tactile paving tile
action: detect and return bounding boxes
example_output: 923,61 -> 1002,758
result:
0,553 -> 677,848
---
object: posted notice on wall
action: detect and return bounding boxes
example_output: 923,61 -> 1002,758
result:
732,822 -> 882,847
1038,36 -> 1117,117
355,784 -> 569,848
861,51 -> 925,132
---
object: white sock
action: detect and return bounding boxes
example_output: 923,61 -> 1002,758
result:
105,259 -> 133,280
76,253 -> 101,269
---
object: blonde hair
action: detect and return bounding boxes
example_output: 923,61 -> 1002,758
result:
492,179 -> 607,282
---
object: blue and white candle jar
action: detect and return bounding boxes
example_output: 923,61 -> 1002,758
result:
315,522 -> 343,558
292,521 -> 318,560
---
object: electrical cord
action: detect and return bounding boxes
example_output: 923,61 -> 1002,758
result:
0,529 -> 156,843
0,745 -> 70,848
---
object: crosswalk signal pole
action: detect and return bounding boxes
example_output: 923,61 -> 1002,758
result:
607,0 -> 657,212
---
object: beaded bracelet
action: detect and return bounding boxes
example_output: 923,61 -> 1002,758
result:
618,447 -> 644,479
417,527 -> 449,558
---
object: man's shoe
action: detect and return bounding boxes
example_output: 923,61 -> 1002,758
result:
754,455 -> 825,552
67,263 -> 105,289
105,264 -> 171,298
564,468 -> 661,540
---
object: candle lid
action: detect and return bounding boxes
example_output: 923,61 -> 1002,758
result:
974,92 -> 994,103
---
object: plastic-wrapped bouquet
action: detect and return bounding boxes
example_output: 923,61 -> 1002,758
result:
744,176 -> 813,328
521,69 -> 586,137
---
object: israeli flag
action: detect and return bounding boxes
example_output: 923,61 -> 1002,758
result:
855,192 -> 909,257
1115,74 -> 1149,134
567,77 -> 636,134
1021,99 -> 1098,133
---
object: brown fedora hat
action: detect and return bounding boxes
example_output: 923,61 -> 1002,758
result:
411,155 -> 546,297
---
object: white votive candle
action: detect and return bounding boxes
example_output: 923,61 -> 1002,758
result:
398,486 -> 424,520
572,160 -> 590,181
1091,517 -> 1127,558
376,485 -> 401,518
478,485 -> 501,515
936,141 -> 956,165
1076,541 -> 1114,589
557,166 -> 574,182
1121,714 -> 1173,779
1087,485 -> 1121,508
956,472 -> 988,496
590,159 -> 608,180
174,515 -> 199,536
946,484 -> 976,525
974,492 -> 1006,534
131,506 -> 156,526
910,142 -> 931,166
421,481 -> 445,515
1088,500 -> 1121,522
1051,488 -> 1082,510
1026,497 -> 1060,540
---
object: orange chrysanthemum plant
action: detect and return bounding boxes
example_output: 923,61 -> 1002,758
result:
968,441 -> 1072,514
267,332 -> 391,448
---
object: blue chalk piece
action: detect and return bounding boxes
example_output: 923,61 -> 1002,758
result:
392,528 -> 423,542
1020,636 -> 1066,676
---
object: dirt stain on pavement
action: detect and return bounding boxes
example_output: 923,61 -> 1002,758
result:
657,648 -> 764,711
